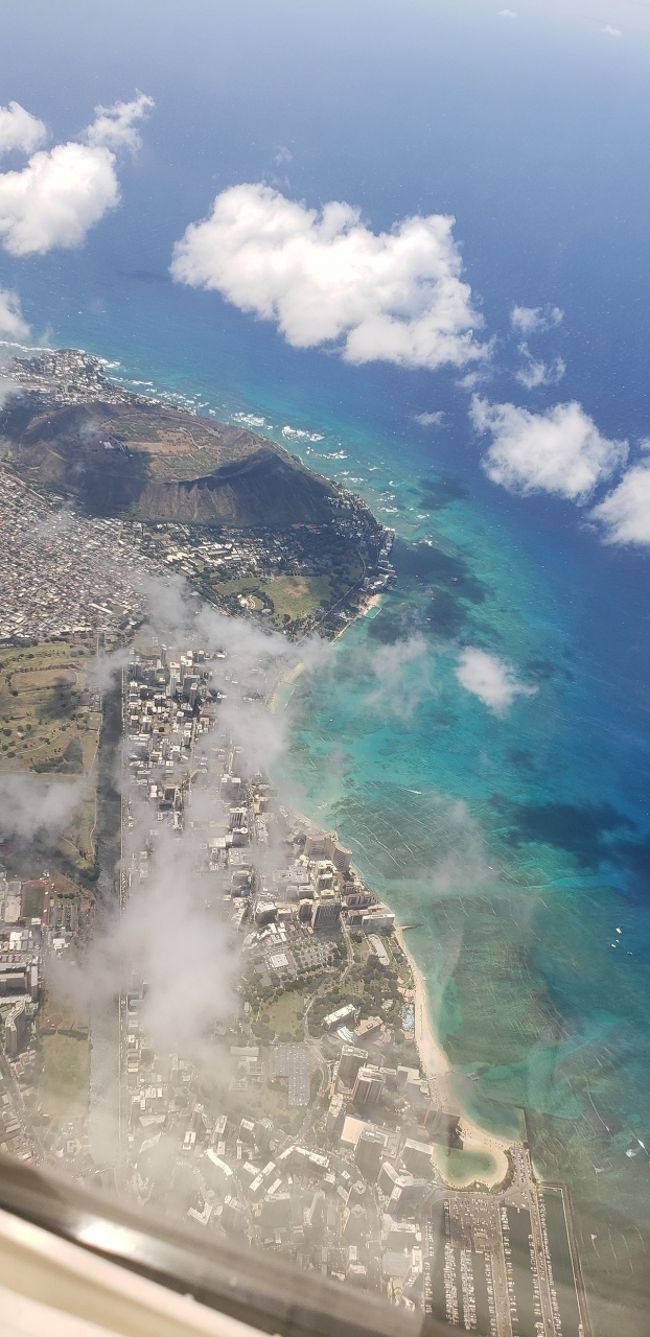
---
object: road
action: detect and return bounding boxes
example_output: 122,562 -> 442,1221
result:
87,669 -> 123,1167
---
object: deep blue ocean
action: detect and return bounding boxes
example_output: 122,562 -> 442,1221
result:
2,3 -> 650,1328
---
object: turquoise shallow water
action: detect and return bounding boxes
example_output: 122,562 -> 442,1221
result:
275,429 -> 650,1333
4,307 -> 649,1328
6,314 -> 649,1328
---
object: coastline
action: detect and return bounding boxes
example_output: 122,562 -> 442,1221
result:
272,591 -> 513,1191
269,590 -> 384,714
395,924 -> 512,1190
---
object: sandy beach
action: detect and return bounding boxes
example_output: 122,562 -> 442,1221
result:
269,659 -> 306,713
396,924 -> 513,1189
271,590 -> 513,1190
269,590 -> 384,714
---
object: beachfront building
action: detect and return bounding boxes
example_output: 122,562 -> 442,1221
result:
352,1065 -> 384,1108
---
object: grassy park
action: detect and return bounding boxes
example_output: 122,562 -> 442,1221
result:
0,639 -> 101,875
259,988 -> 306,1040
36,1031 -> 90,1123
214,573 -> 332,627
0,640 -> 100,774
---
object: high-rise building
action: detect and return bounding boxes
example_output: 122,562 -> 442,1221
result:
255,901 -> 277,927
382,1219 -> 418,1250
3,1000 -> 30,1058
355,1128 -> 386,1181
342,1203 -> 367,1243
378,1161 -> 401,1198
361,911 -> 395,934
304,830 -> 351,876
337,1045 -> 367,1088
401,1138 -> 434,1177
389,1177 -> 433,1218
182,673 -> 199,704
311,894 -> 341,931
352,1065 -> 384,1108
304,1190 -> 326,1237
326,1094 -> 346,1142
423,1107 -> 461,1147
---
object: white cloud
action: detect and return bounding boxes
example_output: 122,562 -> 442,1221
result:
364,634 -> 432,720
171,183 -> 488,372
590,462 -> 650,546
0,101 -> 46,156
414,410 -> 446,427
0,775 -> 86,839
273,145 -> 293,166
0,142 -> 119,256
0,94 -> 153,257
0,285 -> 29,339
456,367 -> 491,392
455,648 -> 536,715
86,91 -> 155,154
471,396 -> 627,501
602,25 -> 622,38
515,342 -> 566,389
510,303 -> 563,334
0,376 -> 20,408
499,8 -> 518,17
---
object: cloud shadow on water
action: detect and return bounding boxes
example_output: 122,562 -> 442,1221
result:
502,799 -> 640,872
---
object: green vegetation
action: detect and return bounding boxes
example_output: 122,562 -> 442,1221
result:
218,1076 -> 304,1135
260,574 -> 332,621
259,988 -> 306,1040
0,642 -> 93,673
56,796 -> 98,878
0,639 -> 100,874
306,947 -> 414,1051
349,931 -> 372,965
0,640 -> 99,774
22,884 -> 45,918
215,574 -> 333,628
36,1032 -> 90,1122
5,390 -> 355,530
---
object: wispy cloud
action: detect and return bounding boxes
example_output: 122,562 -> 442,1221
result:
456,367 -> 491,392
426,795 -> 489,898
414,410 -> 446,428
471,396 -> 627,501
499,9 -> 518,18
515,342 -> 566,389
0,286 -> 29,339
53,824 -> 239,1062
50,571 -> 329,1069
364,633 -> 433,720
601,25 -> 622,39
171,183 -> 489,372
86,91 -> 155,155
510,304 -> 563,335
273,145 -> 293,166
0,376 -> 20,408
